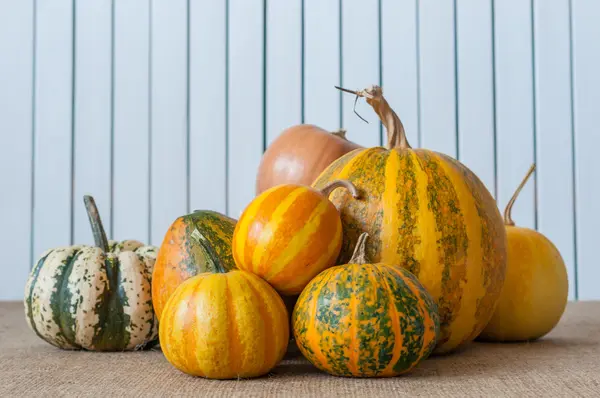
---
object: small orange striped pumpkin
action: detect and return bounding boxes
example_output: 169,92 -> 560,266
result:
293,233 -> 439,377
232,180 -> 359,295
159,269 -> 289,379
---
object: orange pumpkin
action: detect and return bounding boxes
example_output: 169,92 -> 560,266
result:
256,124 -> 361,194
232,180 -> 359,295
152,210 -> 236,321
159,269 -> 289,379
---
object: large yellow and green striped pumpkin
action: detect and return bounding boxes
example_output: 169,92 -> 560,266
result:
293,233 -> 439,377
313,86 -> 507,353
232,180 -> 358,296
159,269 -> 289,379
24,196 -> 158,351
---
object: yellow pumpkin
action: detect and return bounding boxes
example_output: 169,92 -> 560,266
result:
312,86 -> 507,353
159,268 -> 289,379
478,164 -> 568,342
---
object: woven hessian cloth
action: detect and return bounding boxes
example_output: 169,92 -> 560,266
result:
2,301 -> 600,397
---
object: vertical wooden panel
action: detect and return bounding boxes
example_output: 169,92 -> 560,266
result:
113,0 -> 150,242
534,0 -> 576,300
150,0 -> 188,245
73,0 -> 112,244
189,0 -> 227,214
33,0 -> 74,257
304,0 -> 340,132
381,0 -> 419,147
419,0 -> 457,156
0,1 -> 34,300
266,0 -> 302,144
456,0 -> 496,194
494,0 -> 536,229
228,0 -> 265,218
341,0 -> 381,147
572,0 -> 600,300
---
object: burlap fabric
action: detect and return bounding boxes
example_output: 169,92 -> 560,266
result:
2,301 -> 599,397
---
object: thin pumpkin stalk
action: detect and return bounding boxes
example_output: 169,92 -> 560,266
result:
504,164 -> 536,226
349,232 -> 369,265
83,195 -> 110,252
335,85 -> 410,150
318,179 -> 360,200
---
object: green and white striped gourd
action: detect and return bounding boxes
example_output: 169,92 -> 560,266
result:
24,196 -> 159,351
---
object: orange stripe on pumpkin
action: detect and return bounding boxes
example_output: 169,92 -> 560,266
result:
265,198 -> 340,294
389,267 -> 438,365
252,187 -> 323,276
234,184 -> 297,272
375,265 -> 407,376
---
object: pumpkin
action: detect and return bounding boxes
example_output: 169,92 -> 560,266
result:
24,196 -> 158,351
312,85 -> 507,353
159,266 -> 289,379
152,210 -> 236,320
256,124 -> 362,194
292,233 -> 439,377
232,179 -> 359,296
478,164 -> 568,342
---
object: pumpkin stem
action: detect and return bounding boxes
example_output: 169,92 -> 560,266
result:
349,233 -> 369,265
504,163 -> 536,226
330,129 -> 349,140
83,195 -> 110,252
335,85 -> 410,150
318,179 -> 360,200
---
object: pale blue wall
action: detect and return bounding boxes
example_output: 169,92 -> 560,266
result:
1,0 -> 598,300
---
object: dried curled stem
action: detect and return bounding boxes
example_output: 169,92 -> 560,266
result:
335,85 -> 410,150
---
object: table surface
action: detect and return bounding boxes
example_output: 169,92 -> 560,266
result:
2,301 -> 600,397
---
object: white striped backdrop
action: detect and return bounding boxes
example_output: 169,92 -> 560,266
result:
1,0 -> 598,301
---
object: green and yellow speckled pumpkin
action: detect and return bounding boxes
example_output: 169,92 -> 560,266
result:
312,86 -> 507,353
24,196 -> 158,351
152,210 -> 236,320
293,233 -> 439,377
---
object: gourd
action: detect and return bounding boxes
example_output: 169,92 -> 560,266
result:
478,164 -> 568,342
256,124 -> 361,194
159,263 -> 289,379
24,196 -> 158,351
292,233 -> 439,377
152,210 -> 236,320
312,85 -> 507,353
232,180 -> 359,296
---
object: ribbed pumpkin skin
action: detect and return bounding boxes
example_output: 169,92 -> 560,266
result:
159,270 -> 289,379
313,148 -> 507,353
24,240 -> 158,351
152,210 -> 236,320
232,184 -> 342,295
478,226 -> 568,341
293,263 -> 439,377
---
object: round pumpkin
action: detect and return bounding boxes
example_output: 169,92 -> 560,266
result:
256,124 -> 361,194
292,233 -> 439,377
24,196 -> 158,351
478,164 -> 568,342
312,85 -> 507,353
152,210 -> 236,320
232,180 -> 359,296
159,269 -> 289,379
